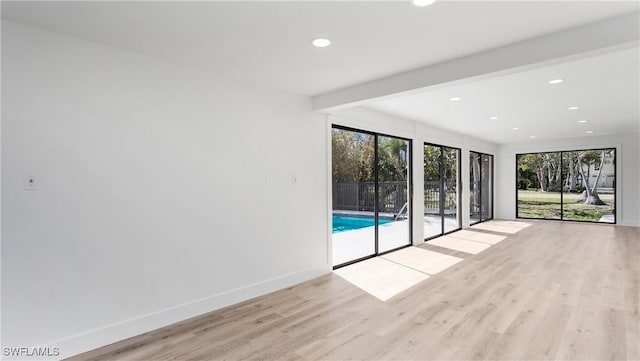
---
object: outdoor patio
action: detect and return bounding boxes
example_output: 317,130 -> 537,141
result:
332,219 -> 409,266
332,214 -> 460,266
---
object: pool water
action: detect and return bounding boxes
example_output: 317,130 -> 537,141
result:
332,216 -> 393,233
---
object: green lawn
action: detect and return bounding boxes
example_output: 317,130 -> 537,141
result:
517,200 -> 561,219
517,191 -> 614,221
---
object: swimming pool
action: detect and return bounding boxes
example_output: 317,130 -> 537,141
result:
332,215 -> 393,233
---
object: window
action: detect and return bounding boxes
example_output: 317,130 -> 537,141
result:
516,148 -> 616,223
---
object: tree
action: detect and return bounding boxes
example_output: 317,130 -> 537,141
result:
564,154 -> 578,192
517,152 -> 564,192
574,150 -> 607,205
442,148 -> 458,203
544,152 -> 562,192
378,137 -> 407,181
517,153 -> 546,191
423,145 -> 441,182
331,130 -> 374,182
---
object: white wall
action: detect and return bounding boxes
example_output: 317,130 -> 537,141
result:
5,17 -> 635,361
495,132 -> 640,227
328,107 -> 499,243
1,21 -> 329,358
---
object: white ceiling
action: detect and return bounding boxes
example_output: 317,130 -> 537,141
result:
366,47 -> 640,144
2,1 -> 638,96
2,1 -> 638,145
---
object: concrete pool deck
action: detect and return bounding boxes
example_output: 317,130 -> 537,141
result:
332,219 -> 410,266
332,215 -> 461,266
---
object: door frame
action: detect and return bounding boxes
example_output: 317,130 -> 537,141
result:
331,125 -> 413,269
424,142 -> 462,241
470,151 -> 494,225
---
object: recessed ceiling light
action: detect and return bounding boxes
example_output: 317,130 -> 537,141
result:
529,135 -> 537,139
512,127 -> 520,131
413,0 -> 436,6
568,106 -> 580,110
586,130 -> 594,134
578,120 -> 588,123
312,38 -> 331,48
548,79 -> 564,84
449,97 -> 461,101
489,116 -> 499,120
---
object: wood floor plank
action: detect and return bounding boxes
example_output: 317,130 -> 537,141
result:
67,221 -> 640,361
518,301 -> 572,360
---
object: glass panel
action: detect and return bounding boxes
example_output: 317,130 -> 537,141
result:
424,145 -> 442,239
480,154 -> 493,220
516,152 -> 562,219
562,149 -> 615,223
443,147 -> 460,232
469,152 -> 481,224
378,136 -> 411,253
331,128 -> 375,266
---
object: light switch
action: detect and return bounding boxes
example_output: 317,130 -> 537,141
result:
24,175 -> 37,190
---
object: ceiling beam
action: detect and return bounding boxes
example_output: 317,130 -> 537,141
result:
313,11 -> 639,111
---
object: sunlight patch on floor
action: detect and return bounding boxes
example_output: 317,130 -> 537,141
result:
428,235 -> 492,254
381,246 -> 463,275
489,220 -> 532,229
471,220 -> 532,234
449,229 -> 507,245
333,221 -> 533,302
333,257 -> 429,301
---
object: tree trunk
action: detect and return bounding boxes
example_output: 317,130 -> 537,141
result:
590,150 -> 606,194
568,157 -> 576,192
536,168 -> 546,192
576,153 -> 606,205
577,156 -> 592,200
579,192 -> 606,205
547,160 -> 553,191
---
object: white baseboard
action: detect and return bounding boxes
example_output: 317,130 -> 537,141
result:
42,265 -> 330,360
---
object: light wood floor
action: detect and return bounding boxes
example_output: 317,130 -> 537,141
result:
68,221 -> 639,360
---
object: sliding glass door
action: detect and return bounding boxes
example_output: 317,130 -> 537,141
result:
331,127 -> 376,266
444,147 -> 461,233
378,136 -> 412,253
481,153 -> 493,221
470,151 -> 493,225
331,126 -> 412,268
517,148 -> 615,223
424,143 -> 461,240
